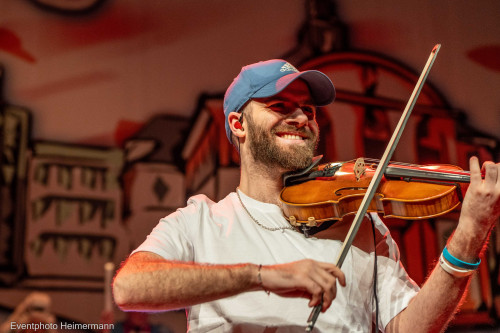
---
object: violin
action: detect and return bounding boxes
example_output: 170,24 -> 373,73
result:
280,157 -> 471,228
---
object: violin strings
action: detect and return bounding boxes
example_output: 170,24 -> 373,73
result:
363,158 -> 422,168
360,157 -> 471,175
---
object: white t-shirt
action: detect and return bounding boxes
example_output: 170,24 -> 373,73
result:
133,190 -> 419,332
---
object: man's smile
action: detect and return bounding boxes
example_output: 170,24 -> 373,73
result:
274,130 -> 310,142
279,134 -> 304,140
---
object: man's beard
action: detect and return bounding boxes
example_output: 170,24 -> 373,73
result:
246,114 -> 318,171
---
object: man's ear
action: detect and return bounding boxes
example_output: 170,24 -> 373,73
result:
228,112 -> 245,138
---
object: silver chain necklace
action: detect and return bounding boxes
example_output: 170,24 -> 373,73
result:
236,189 -> 297,232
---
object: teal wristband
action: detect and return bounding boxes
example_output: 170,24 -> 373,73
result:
443,246 -> 480,270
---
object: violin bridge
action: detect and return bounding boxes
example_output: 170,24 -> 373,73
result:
353,157 -> 366,181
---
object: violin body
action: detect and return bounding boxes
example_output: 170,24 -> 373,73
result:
280,159 -> 469,227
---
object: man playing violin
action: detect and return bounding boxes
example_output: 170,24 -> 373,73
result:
113,60 -> 500,332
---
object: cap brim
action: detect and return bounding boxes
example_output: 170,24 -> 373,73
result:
252,70 -> 335,106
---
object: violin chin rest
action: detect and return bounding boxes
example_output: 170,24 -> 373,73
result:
282,155 -> 323,186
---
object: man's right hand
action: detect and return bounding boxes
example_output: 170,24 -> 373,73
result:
260,259 -> 345,312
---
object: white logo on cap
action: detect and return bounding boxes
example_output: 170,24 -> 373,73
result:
280,63 -> 298,72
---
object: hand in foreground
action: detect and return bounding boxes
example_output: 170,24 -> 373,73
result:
259,259 -> 345,312
0,292 -> 56,333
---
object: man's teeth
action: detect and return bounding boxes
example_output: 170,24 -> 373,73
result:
281,134 -> 303,140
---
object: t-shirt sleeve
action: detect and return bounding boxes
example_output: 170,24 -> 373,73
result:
371,214 -> 420,331
131,202 -> 199,261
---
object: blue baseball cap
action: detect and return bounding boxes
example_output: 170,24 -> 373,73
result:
223,59 -> 335,142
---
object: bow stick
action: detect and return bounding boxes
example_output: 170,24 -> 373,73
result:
305,44 -> 441,331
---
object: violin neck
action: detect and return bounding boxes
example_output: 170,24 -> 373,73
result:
385,166 -> 471,183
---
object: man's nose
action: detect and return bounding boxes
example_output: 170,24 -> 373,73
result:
284,108 -> 309,128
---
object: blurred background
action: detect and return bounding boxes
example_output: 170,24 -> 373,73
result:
0,0 -> 499,332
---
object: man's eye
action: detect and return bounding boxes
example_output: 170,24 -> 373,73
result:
268,102 -> 287,111
301,106 -> 316,116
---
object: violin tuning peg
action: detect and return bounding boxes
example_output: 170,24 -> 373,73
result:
307,217 -> 317,227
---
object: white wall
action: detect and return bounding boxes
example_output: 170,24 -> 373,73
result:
0,0 -> 498,145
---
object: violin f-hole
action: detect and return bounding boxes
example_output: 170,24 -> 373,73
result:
335,187 -> 369,196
